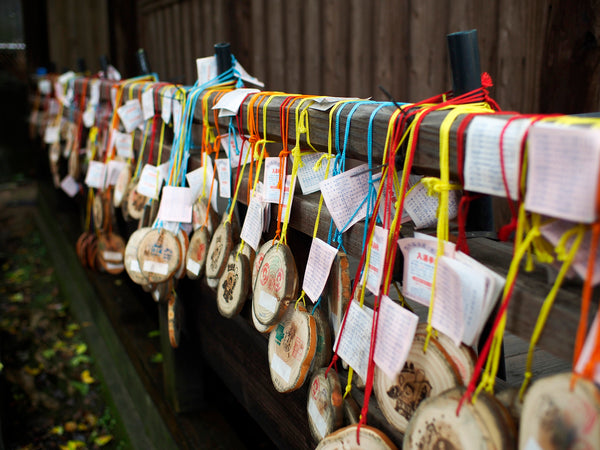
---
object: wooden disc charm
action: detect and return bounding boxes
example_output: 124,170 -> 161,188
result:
136,228 -> 181,283
192,197 -> 218,235
268,305 -> 317,393
96,232 -> 126,274
403,387 -> 516,450
374,333 -> 461,434
519,372 -> 600,450
205,221 -> 234,286
186,226 -> 210,279
124,227 -> 151,285
310,304 -> 333,373
174,228 -> 189,280
113,165 -> 131,208
216,246 -> 251,319
307,368 -> 343,443
327,251 -> 351,338
126,181 -> 148,221
92,193 -> 105,231
316,424 -> 398,450
251,298 -> 277,334
252,239 -> 275,292
253,242 -> 299,326
167,292 -> 183,348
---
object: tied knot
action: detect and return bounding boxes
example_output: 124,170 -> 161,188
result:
481,72 -> 494,89
291,146 -> 304,168
248,134 -> 260,145
421,177 -> 461,196
314,153 -> 334,172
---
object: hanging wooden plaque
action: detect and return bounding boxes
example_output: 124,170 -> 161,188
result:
316,424 -> 398,450
124,227 -> 151,285
167,291 -> 183,348
327,251 -> 351,339
205,221 -> 234,287
253,242 -> 298,326
174,228 -> 189,280
307,368 -> 343,443
136,228 -> 181,283
126,180 -> 148,220
186,226 -> 210,279
251,298 -> 277,334
268,305 -> 317,393
216,247 -> 251,319
96,232 -> 126,275
92,193 -> 105,232
310,304 -> 333,373
113,165 -> 131,208
252,239 -> 275,293
373,332 -> 461,434
192,197 -> 218,236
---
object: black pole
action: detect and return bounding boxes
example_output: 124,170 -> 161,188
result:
137,48 -> 152,75
214,42 -> 232,76
99,55 -> 109,76
447,29 -> 482,96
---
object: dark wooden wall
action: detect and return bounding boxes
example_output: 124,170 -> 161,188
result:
37,0 -> 600,113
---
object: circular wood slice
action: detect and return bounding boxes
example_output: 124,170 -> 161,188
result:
151,278 -> 174,303
316,424 -> 398,450
307,368 -> 344,443
96,232 -> 126,274
327,251 -> 351,339
68,138 -> 80,180
124,227 -> 151,285
216,249 -> 250,319
404,386 -> 516,450
113,165 -> 131,208
192,197 -> 218,235
471,387 -> 517,449
127,181 -> 148,220
310,304 -> 333,373
416,323 -> 476,386
174,228 -> 189,280
268,305 -> 317,393
519,372 -> 600,450
186,226 -> 210,279
252,239 -> 276,293
120,179 -> 133,221
205,221 -> 234,284
76,232 -> 91,268
253,242 -> 299,326
92,193 -> 105,232
239,241 -> 256,273
168,292 -> 183,348
85,234 -> 98,270
137,228 -> 181,283
374,333 -> 462,434
251,297 -> 277,334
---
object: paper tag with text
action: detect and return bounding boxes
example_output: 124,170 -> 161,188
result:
141,88 -> 155,121
172,99 -> 183,136
215,158 -> 231,198
296,152 -> 334,195
44,125 -> 60,144
114,131 -> 133,159
403,180 -> 459,229
60,175 -> 80,198
84,161 -> 107,189
221,133 -> 254,168
117,99 -> 144,133
213,88 -> 260,117
366,226 -> 389,295
303,238 -> 339,302
106,160 -> 128,187
136,164 -> 163,199
263,157 -> 286,204
240,194 -> 264,251
161,92 -> 172,124
157,186 -> 193,223
333,301 -> 373,380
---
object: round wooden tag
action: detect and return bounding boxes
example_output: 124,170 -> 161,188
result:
205,221 -> 234,283
373,332 -> 461,434
316,424 -> 398,450
252,239 -> 275,293
151,278 -> 174,303
519,372 -> 600,450
251,298 -> 277,334
416,323 -> 476,386
268,305 -> 317,393
76,232 -> 91,268
404,386 -> 516,450
253,242 -> 299,326
96,233 -> 126,274
310,304 -> 333,373
68,137 -> 80,180
192,197 -> 218,236
327,251 -> 351,339
92,193 -> 105,231
186,226 -> 210,279
239,241 -> 256,273
174,228 -> 189,280
113,165 -> 131,208
124,227 -> 151,285
127,181 -> 148,221
85,234 -> 98,270
137,228 -> 181,283
168,292 -> 183,348
216,248 -> 251,319
307,368 -> 343,443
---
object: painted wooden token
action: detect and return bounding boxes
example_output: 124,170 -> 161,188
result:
519,372 -> 600,450
92,192 -> 105,231
126,180 -> 148,220
167,292 -> 183,348
253,242 -> 299,326
174,228 -> 189,280
327,251 -> 351,339
316,424 -> 398,450
251,297 -> 277,334
136,228 -> 181,283
403,387 -> 516,450
68,136 -> 80,180
96,232 -> 126,274
310,304 -> 333,373
415,323 -> 476,386
374,332 -> 461,434
192,197 -> 218,235
113,165 -> 131,208
124,227 -> 151,285
76,232 -> 91,268
268,305 -> 317,393
205,221 -> 234,284
216,248 -> 251,319
307,368 -> 343,443
85,234 -> 98,270
185,227 -> 208,279
252,239 -> 275,293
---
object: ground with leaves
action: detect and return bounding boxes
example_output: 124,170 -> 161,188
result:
0,184 -> 126,450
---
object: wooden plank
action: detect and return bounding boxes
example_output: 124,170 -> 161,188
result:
390,0 -> 410,103
265,0 -> 285,91
373,0 -> 394,101
348,0 -> 373,98
250,0 -> 267,87
179,1 -> 194,85
285,1 -> 302,93
322,0 -> 348,96
303,0 -> 321,95
190,0 -> 204,64
154,8 -> 167,80
202,0 -> 214,60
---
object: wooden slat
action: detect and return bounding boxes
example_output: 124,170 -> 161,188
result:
179,1 -> 194,85
349,0 -> 373,98
373,0 -> 394,101
285,1 -> 302,93
250,0 -> 267,86
202,0 -> 214,61
322,0 -> 348,97
390,0 -> 410,103
265,0 -> 285,91
303,0 -> 322,95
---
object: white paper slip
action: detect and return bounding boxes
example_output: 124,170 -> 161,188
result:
117,99 -> 144,133
525,122 -> 600,223
60,175 -> 80,198
303,238 -> 339,303
172,99 -> 183,136
82,105 -> 95,128
196,56 -> 217,85
240,195 -> 264,251
464,116 -> 531,200
44,125 -> 60,144
105,262 -> 124,271
296,152 -> 334,195
161,91 -> 172,124
374,295 -> 418,379
103,251 -> 123,261
366,226 -> 389,295
141,88 -> 155,121
38,78 -> 52,95
374,172 -> 421,225
106,160 -> 128,186
186,258 -> 201,276
320,164 -> 371,232
397,237 -> 455,306
157,186 -> 193,223
259,291 -> 278,313
574,315 -> 600,384
308,397 -> 328,439
309,97 -> 362,112
114,131 -> 134,159
215,158 -> 231,198
524,437 -> 543,450
221,133 -> 254,168
213,88 -> 260,116
136,164 -> 163,199
85,161 -> 107,189
89,80 -> 100,106
143,260 -> 169,275
263,157 -> 287,204
157,161 -> 171,185
233,60 -> 264,87
403,180 -> 459,229
271,353 -> 291,383
333,300 -> 374,380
